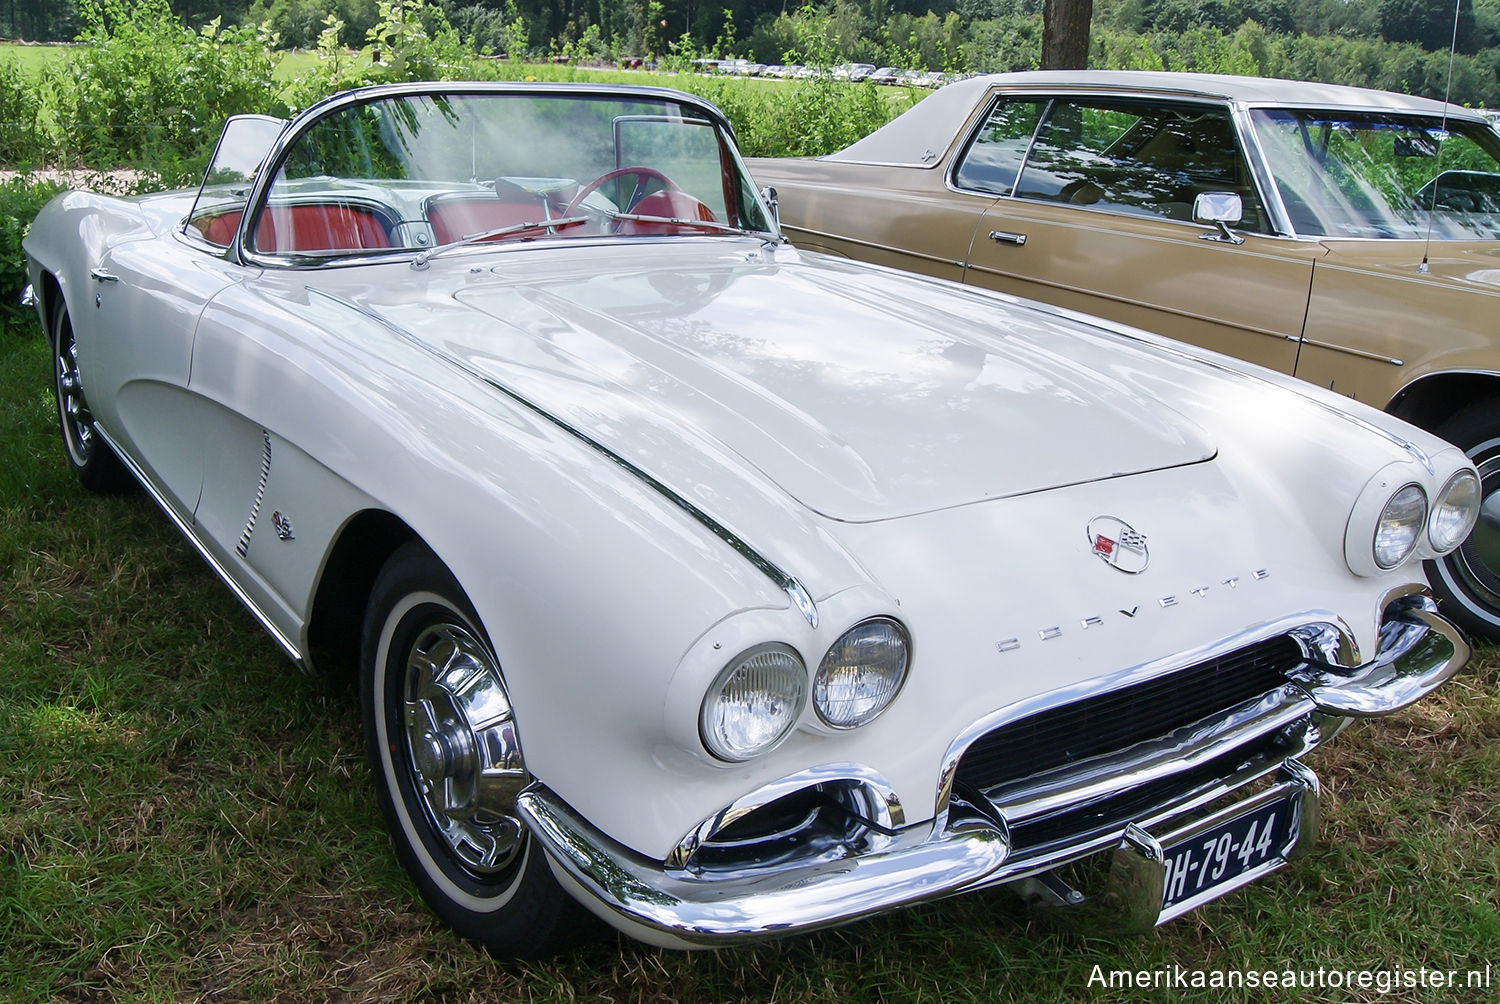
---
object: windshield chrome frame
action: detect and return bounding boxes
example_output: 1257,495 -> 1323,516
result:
228,81 -> 780,270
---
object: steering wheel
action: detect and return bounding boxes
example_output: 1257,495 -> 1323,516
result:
564,167 -> 678,221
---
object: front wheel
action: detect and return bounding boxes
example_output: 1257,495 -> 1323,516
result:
51,298 -> 130,492
360,541 -> 588,956
1425,399 -> 1500,642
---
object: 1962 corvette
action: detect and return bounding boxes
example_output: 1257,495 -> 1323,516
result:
21,81 -> 1480,956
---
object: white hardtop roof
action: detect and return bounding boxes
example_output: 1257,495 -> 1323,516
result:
828,70 -> 1486,167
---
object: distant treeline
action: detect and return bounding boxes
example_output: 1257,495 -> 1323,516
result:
6,0 -> 1500,105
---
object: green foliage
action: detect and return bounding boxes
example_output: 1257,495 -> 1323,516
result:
10,0 -> 1500,179
0,178 -> 65,324
0,58 -> 52,166
1380,0 -> 1477,53
690,72 -> 917,156
62,0 -> 283,177
248,0 -> 378,48
282,0 -> 481,110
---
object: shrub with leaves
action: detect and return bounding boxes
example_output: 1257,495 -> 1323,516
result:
285,0 -> 487,110
0,178 -> 65,326
0,58 -> 45,166
63,0 -> 284,176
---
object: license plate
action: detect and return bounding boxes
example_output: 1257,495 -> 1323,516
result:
1160,792 -> 1298,912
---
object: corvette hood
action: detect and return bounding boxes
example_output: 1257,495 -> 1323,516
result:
355,247 -> 1215,522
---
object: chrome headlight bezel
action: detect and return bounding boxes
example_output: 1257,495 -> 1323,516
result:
812,617 -> 911,730
1347,464 -> 1435,577
698,642 -> 807,763
1428,469 -> 1481,555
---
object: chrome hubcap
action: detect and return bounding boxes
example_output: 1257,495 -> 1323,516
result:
401,622 -> 527,876
55,336 -> 94,462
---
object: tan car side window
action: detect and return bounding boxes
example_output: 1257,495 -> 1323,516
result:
953,98 -> 1048,196
1012,98 -> 1269,232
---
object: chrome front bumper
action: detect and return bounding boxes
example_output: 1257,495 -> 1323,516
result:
515,594 -> 1468,948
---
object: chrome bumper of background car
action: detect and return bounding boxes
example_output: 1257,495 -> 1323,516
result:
515,595 -> 1466,948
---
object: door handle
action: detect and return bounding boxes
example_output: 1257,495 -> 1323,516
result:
89,268 -> 120,283
988,231 -> 1027,246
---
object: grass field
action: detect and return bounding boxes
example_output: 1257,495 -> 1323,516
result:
1,316 -> 1497,1002
0,41 -> 61,72
1,41 -> 323,79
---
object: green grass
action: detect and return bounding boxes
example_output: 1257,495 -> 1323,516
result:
0,42 -> 59,72
1,321 -> 1497,1001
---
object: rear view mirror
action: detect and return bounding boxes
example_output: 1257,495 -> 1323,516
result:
1193,191 -> 1243,225
1193,191 -> 1245,245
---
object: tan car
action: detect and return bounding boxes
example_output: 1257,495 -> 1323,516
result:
750,69 -> 1500,641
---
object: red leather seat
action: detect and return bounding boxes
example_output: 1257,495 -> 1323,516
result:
618,190 -> 717,235
191,204 -> 392,253
261,204 -> 392,252
428,196 -> 548,244
194,209 -> 243,246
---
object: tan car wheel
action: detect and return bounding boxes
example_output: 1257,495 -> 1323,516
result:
1427,401 -> 1500,642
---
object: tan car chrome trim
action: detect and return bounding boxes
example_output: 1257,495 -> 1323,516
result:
94,425 -> 306,664
782,223 -> 965,269
1296,336 -> 1404,367
964,258 -> 1298,345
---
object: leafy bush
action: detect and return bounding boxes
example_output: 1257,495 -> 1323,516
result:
61,0 -> 284,177
0,177 -> 65,327
249,0 -> 379,49
283,0 -> 487,110
0,58 -> 48,166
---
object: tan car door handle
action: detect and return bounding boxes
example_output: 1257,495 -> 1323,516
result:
988,230 -> 1027,246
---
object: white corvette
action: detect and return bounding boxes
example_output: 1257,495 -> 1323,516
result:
22,81 -> 1478,956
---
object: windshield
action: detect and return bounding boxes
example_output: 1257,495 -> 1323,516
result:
192,89 -> 773,259
1249,108 -> 1500,239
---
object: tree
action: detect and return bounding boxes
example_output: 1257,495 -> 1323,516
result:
1380,0 -> 1476,53
1041,0 -> 1090,67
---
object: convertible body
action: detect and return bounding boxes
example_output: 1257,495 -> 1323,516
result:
22,82 -> 1478,955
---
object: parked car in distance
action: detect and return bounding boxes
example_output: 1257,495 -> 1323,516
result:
750,69 -> 1500,641
23,80 -> 1477,958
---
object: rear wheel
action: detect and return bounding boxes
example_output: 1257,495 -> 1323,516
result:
1426,400 -> 1500,642
360,541 -> 589,957
51,299 -> 130,492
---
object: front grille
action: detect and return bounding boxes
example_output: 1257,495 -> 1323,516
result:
954,634 -> 1305,795
1005,730 -> 1294,854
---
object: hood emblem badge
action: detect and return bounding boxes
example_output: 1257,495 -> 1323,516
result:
1088,516 -> 1149,574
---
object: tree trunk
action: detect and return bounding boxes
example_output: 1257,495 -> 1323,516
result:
1041,0 -> 1092,69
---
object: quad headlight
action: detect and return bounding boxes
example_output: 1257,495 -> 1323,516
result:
699,644 -> 806,762
813,618 -> 910,729
1429,470 -> 1481,554
1373,483 -> 1428,569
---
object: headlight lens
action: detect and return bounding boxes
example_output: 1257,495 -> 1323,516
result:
1429,470 -> 1481,554
813,618 -> 910,729
1373,483 -> 1428,569
700,644 -> 806,762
